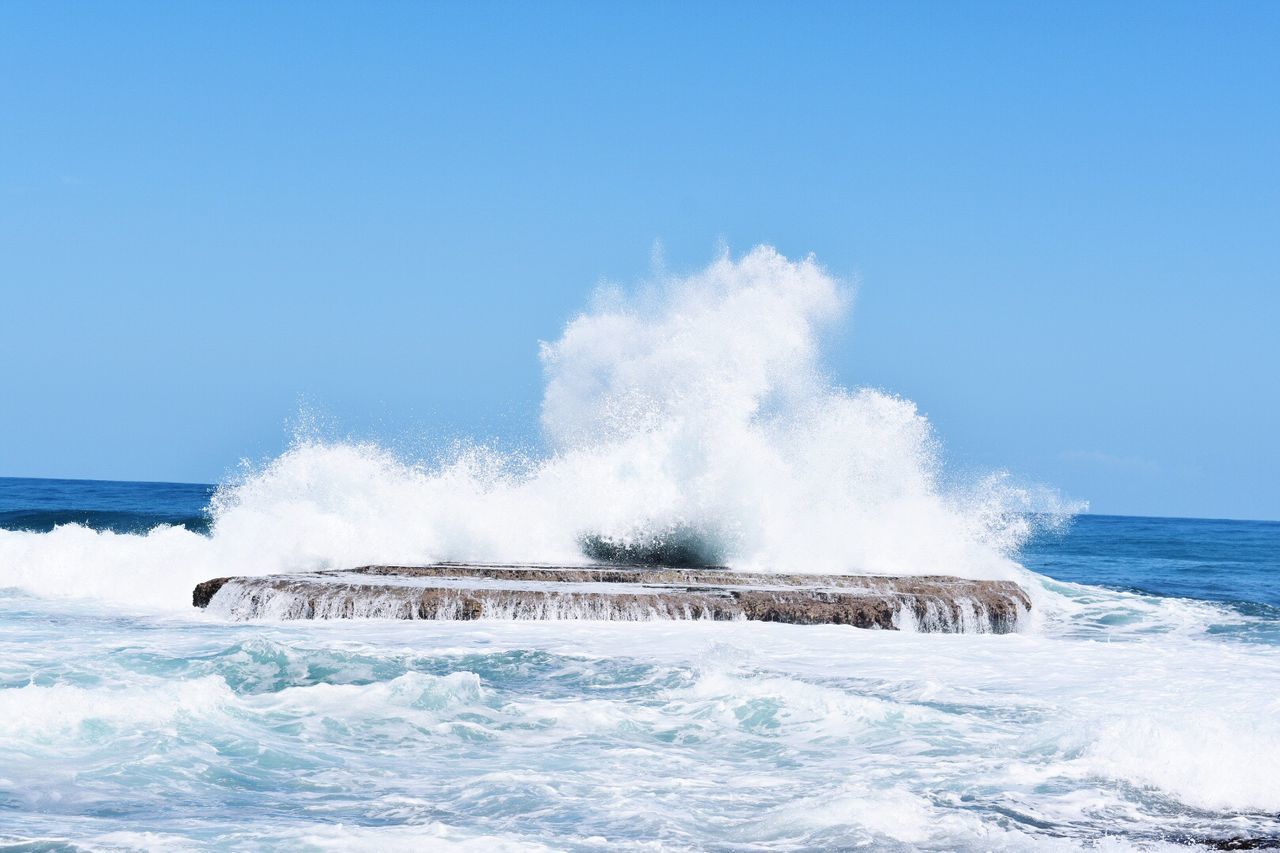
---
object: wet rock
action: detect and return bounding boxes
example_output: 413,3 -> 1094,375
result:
193,563 -> 1031,633
1201,838 -> 1280,851
192,576 -> 232,608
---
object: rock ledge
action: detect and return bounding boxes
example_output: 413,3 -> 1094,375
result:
193,563 -> 1031,633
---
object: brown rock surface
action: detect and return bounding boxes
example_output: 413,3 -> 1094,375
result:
193,562 -> 1031,633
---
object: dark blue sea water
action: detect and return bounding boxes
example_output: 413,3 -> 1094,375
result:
1021,513 -> 1280,610
2,475 -> 1279,850
0,476 -> 214,535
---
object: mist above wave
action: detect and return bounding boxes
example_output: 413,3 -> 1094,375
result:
1,246 -> 1074,608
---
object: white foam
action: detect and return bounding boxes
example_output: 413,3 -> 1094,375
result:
0,675 -> 234,739
1,612 -> 1278,845
0,246 -> 1073,610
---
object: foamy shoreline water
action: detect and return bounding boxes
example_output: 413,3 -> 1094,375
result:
2,581 -> 1278,851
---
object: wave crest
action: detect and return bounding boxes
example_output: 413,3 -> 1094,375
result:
1,246 -> 1076,608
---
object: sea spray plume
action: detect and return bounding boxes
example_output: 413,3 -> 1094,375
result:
0,245 -> 1060,609
536,245 -> 1029,577
540,247 -> 844,450
951,472 -> 1085,558
540,247 -> 845,565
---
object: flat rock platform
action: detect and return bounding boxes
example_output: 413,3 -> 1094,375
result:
193,563 -> 1031,633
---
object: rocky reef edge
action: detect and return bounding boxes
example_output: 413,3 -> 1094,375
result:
193,563 -> 1032,634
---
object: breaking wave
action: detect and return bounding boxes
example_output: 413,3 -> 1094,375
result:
0,246 -> 1076,609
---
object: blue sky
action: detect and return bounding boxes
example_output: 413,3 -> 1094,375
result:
2,2 -> 1277,520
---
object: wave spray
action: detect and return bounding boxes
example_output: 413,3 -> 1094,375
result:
0,247 -> 1067,608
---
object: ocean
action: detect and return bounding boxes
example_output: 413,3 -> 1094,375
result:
0,475 -> 1277,851
2,251 -> 1277,850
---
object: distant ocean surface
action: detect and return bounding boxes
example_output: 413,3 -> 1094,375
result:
0,475 -> 1277,851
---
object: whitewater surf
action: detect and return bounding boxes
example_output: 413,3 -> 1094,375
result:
2,248 -> 1277,850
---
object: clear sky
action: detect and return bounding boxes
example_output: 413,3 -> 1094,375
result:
2,2 -> 1277,520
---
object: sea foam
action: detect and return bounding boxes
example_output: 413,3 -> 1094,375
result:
0,247 -> 1071,610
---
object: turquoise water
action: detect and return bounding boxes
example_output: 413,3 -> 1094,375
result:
1,477 -> 1278,851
